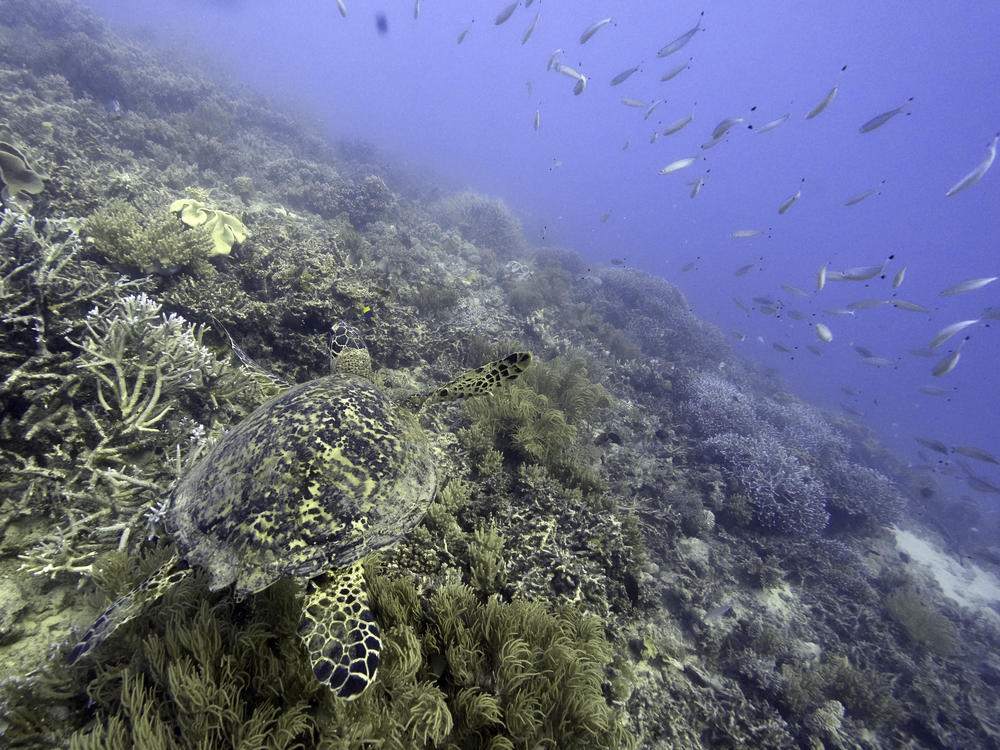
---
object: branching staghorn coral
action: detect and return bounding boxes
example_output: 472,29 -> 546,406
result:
70,292 -> 227,434
705,430 -> 829,537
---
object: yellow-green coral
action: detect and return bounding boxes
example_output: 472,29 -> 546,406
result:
84,200 -> 217,275
169,198 -> 249,256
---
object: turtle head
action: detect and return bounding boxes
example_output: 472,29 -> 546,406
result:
329,321 -> 374,382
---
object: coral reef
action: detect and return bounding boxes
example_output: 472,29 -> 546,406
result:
1,2 -> 998,748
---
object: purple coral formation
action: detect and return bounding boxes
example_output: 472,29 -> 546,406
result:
705,430 -> 830,537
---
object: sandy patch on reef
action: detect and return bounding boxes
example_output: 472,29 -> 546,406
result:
894,527 -> 1000,616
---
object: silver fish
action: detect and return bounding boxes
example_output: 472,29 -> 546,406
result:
806,86 -> 838,119
660,156 -> 697,174
657,12 -> 704,57
939,276 -> 998,296
840,260 -> 888,281
778,180 -> 804,215
844,184 -> 883,205
754,113 -> 790,133
546,48 -> 563,71
521,12 -> 540,44
620,97 -> 646,108
579,17 -> 612,44
915,436 -> 950,454
780,284 -> 808,297
953,445 -> 1000,466
457,28 -> 469,44
862,356 -> 894,368
891,299 -> 929,313
554,63 -> 583,81
892,265 -> 906,289
859,97 -> 914,133
663,113 -> 694,135
806,344 -> 823,357
335,0 -> 347,16
946,134 -> 999,197
573,75 -> 587,96
533,109 -> 540,131
817,263 -> 827,290
815,323 -> 833,342
929,319 -> 979,349
847,299 -> 888,311
932,348 -> 963,377
917,386 -> 948,396
610,66 -> 641,86
414,0 -> 420,19
660,59 -> 691,82
494,1 -> 518,25
824,308 -> 856,316
643,99 -> 664,120
731,229 -> 764,239
733,263 -> 755,276
712,116 -> 744,140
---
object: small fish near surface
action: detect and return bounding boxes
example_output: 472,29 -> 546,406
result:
815,322 -> 833,342
945,133 -> 999,197
610,65 -> 641,86
845,181 -> 886,206
931,343 -> 966,377
915,436 -> 950,455
929,319 -> 979,349
806,65 -> 847,119
778,178 -> 805,214
521,12 -> 540,44
660,59 -> 691,82
663,113 -> 695,135
657,11 -> 704,57
753,113 -> 790,133
952,445 -> 1000,466
712,116 -> 745,140
939,276 -> 998,296
494,1 -> 518,25
730,228 -> 765,239
579,17 -> 612,44
859,97 -> 915,133
660,156 -> 698,174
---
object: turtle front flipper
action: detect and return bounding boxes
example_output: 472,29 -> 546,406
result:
68,553 -> 188,664
297,561 -> 381,700
411,351 -> 533,411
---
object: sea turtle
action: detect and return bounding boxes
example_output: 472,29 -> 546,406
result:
69,321 -> 531,700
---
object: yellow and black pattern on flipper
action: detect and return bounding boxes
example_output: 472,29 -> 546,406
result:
68,554 -> 189,665
297,561 -> 381,700
411,351 -> 533,411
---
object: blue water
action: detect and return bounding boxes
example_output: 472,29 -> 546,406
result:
83,0 -> 1000,501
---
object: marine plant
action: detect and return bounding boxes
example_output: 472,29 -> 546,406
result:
169,197 -> 250,256
884,584 -> 958,657
35,566 -> 634,749
83,199 -> 217,275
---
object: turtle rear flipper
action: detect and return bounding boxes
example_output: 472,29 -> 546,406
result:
68,554 -> 188,664
297,561 -> 381,700
411,351 -> 532,411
